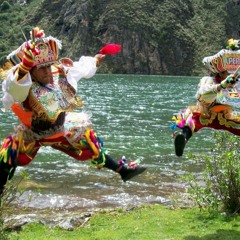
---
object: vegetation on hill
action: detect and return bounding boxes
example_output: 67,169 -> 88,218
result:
0,0 -> 240,75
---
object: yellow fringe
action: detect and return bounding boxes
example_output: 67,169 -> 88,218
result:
85,128 -> 99,159
17,131 -> 36,154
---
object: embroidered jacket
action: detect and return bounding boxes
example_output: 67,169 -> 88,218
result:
2,56 -> 98,133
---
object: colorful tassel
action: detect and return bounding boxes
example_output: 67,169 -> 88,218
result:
99,44 -> 122,55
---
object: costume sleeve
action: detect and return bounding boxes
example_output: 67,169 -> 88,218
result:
1,66 -> 32,110
196,76 -> 218,106
66,56 -> 97,91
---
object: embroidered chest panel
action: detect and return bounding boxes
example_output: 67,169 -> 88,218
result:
217,83 -> 240,109
28,69 -> 83,122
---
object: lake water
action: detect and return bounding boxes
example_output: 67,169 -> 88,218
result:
0,74 -> 216,210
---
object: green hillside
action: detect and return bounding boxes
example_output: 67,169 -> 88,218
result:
0,0 -> 240,75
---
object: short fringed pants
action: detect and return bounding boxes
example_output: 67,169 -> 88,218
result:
0,128 -> 105,187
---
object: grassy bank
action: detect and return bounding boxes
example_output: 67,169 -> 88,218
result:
6,204 -> 240,240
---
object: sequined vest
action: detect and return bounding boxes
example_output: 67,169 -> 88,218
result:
26,66 -> 83,129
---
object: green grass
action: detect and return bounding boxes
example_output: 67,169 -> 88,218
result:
6,204 -> 240,240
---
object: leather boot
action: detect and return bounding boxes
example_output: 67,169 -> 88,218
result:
104,154 -> 146,182
174,126 -> 192,157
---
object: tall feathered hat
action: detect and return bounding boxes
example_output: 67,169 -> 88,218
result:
202,39 -> 240,74
7,27 -> 62,67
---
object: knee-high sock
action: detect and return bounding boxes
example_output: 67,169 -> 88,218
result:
182,126 -> 192,141
104,154 -> 121,172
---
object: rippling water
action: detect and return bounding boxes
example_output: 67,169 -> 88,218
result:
1,74 -> 216,210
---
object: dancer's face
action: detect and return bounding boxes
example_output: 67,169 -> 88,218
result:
31,65 -> 53,85
219,70 -> 229,80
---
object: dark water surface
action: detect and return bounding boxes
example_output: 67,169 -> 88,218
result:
1,74 -> 216,210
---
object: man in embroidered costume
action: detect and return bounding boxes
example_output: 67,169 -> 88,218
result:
172,38 -> 240,156
0,27 -> 146,195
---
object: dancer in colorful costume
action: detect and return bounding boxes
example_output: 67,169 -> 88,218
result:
172,38 -> 240,156
0,27 -> 146,195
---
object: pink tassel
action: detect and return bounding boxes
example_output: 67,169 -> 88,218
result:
99,44 -> 122,55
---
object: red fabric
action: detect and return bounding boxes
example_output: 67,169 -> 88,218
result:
99,44 -> 122,55
192,112 -> 240,135
17,134 -> 94,166
39,135 -> 94,160
51,145 -> 93,161
18,152 -> 38,166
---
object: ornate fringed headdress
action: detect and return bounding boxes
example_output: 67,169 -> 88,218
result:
202,39 -> 240,74
7,27 -> 62,67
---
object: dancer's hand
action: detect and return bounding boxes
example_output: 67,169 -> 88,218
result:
95,54 -> 105,66
220,74 -> 237,89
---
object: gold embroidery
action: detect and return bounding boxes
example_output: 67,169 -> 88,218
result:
199,111 -> 217,125
29,67 -> 83,123
199,110 -> 240,129
218,113 -> 240,129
